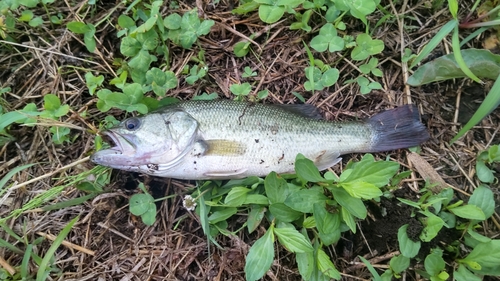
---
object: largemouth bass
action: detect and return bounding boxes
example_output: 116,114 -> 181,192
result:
91,100 -> 429,179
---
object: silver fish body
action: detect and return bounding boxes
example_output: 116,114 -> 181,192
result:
91,100 -> 429,179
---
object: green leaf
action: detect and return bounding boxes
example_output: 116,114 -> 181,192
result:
296,244 -> 315,280
129,193 -> 154,216
295,154 -> 325,182
316,248 -> 341,280
351,33 -> 384,61
258,4 -> 285,24
340,181 -> 382,199
330,187 -> 367,219
274,227 -> 314,253
310,23 -> 344,52
320,68 -> 340,87
265,172 -> 288,204
475,161 -> 494,183
244,194 -> 269,205
118,15 -> 135,29
285,187 -> 328,213
340,154 -> 399,188
224,187 -> 251,206
43,94 -> 61,111
454,264 -> 482,281
247,205 -> 266,233
269,203 -> 302,222
233,41 -> 251,57
164,13 -> 182,29
230,83 -> 252,96
313,204 -> 341,246
425,249 -> 445,276
448,205 -> 485,220
208,207 -> 237,224
407,49 -> 499,86
358,256 -> 383,281
66,21 -> 90,33
141,205 -> 156,226
83,24 -> 96,52
468,185 -> 495,219
390,255 -> 410,274
398,224 -> 421,258
419,212 -> 445,242
245,225 -> 275,281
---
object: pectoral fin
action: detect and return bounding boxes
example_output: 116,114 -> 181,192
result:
314,151 -> 341,171
204,168 -> 248,179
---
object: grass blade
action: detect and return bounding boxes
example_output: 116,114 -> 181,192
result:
451,73 -> 500,143
36,216 -> 79,281
410,20 -> 456,69
451,26 -> 482,83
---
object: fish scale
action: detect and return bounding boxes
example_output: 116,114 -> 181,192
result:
91,100 -> 429,179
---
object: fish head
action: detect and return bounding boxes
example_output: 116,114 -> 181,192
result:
91,108 -> 199,173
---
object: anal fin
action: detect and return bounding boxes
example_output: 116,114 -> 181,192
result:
313,151 -> 341,171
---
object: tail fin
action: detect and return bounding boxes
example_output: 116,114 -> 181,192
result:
368,105 -> 429,152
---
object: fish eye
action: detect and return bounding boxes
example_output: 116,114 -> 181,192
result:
124,118 -> 140,131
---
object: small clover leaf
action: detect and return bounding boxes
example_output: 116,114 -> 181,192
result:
351,33 -> 385,61
310,23 -> 344,52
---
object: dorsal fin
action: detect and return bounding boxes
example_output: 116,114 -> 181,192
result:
273,104 -> 323,120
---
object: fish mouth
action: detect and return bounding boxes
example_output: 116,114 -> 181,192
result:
90,130 -> 137,164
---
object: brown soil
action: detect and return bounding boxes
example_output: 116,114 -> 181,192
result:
1,0 -> 500,280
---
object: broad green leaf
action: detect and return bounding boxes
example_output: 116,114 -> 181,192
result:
462,239 -> 500,272
245,225 -> 275,281
141,205 -> 156,226
120,37 -> 141,57
118,15 -> 135,29
207,207 -> 237,224
340,154 -> 399,188
467,229 -> 491,243
397,224 -> 421,258
269,203 -> 302,222
244,194 -> 269,205
274,227 -> 313,253
468,185 -> 495,219
448,205 -> 485,220
295,154 -> 324,182
224,187 -> 250,206
419,212 -> 445,242
284,187 -> 327,213
296,245 -> 315,280
454,264 -> 482,281
83,24 -> 96,52
341,206 -> 357,233
247,205 -> 266,233
136,29 -> 159,50
320,68 -> 340,87
390,255 -> 410,274
424,250 -> 445,276
313,204 -> 340,246
258,4 -> 285,24
129,193 -> 154,216
164,13 -> 182,29
310,23 -> 344,53
331,187 -> 366,219
340,181 -> 382,199
265,172 -> 288,204
66,21 -> 90,33
197,20 -> 215,36
317,249 -> 341,280
351,33 -> 384,61
408,49 -> 498,86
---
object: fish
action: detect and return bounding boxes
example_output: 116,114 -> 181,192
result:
90,100 -> 429,180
